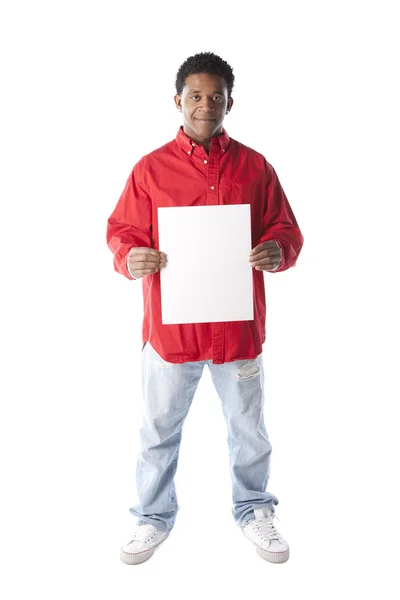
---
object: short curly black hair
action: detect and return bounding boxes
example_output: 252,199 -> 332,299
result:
175,51 -> 235,97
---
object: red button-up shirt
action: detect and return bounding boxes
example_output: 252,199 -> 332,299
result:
106,126 -> 304,364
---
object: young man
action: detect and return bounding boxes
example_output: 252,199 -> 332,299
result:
107,52 -> 304,565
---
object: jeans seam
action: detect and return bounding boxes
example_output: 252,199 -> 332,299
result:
169,432 -> 181,505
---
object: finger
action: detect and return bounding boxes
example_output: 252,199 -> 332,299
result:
130,248 -> 165,260
253,257 -> 279,269
253,259 -> 273,268
251,249 -> 281,259
249,246 -> 264,257
251,263 -> 275,272
250,251 -> 281,264
131,261 -> 162,270
250,241 -> 278,257
130,252 -> 162,264
131,253 -> 160,264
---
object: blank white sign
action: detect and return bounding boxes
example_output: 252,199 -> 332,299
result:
158,204 -> 254,324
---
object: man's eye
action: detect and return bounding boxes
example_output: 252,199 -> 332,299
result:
191,95 -> 223,101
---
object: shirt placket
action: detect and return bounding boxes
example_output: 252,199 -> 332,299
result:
206,143 -> 220,206
203,141 -> 225,364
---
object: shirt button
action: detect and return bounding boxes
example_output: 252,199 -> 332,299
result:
192,143 -> 195,147
188,150 -> 191,154
204,160 -> 208,164
210,185 -> 215,190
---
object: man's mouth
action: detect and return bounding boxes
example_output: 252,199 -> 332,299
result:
195,118 -> 216,122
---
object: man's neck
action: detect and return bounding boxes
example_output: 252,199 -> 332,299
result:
183,125 -> 222,155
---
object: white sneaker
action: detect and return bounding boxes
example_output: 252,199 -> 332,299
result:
241,507 -> 290,563
120,523 -> 170,565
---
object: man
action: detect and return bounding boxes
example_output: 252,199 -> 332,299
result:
107,51 -> 304,565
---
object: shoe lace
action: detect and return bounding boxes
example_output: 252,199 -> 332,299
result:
253,513 -> 284,542
130,524 -> 158,543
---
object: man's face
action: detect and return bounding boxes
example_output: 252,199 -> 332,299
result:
174,73 -> 233,144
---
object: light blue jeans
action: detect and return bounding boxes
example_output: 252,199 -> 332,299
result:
129,341 -> 279,533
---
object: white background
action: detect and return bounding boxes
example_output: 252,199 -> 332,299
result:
1,1 -> 399,598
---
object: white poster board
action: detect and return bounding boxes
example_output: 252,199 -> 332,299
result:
158,204 -> 254,324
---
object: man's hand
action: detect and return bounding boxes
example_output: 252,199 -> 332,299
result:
127,247 -> 167,279
249,241 -> 282,272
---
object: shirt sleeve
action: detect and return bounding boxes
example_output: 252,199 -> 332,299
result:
258,162 -> 304,273
106,159 -> 153,280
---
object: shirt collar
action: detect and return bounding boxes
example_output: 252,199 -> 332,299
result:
175,125 -> 230,154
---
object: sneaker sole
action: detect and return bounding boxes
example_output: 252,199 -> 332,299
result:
256,545 -> 290,563
120,533 -> 169,565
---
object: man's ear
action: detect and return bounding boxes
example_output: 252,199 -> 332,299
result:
174,94 -> 182,112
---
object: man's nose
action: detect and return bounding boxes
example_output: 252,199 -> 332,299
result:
199,97 -> 216,111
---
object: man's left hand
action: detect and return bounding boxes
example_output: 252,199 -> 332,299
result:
249,240 -> 282,272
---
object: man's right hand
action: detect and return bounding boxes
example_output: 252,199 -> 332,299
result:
127,247 -> 167,279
